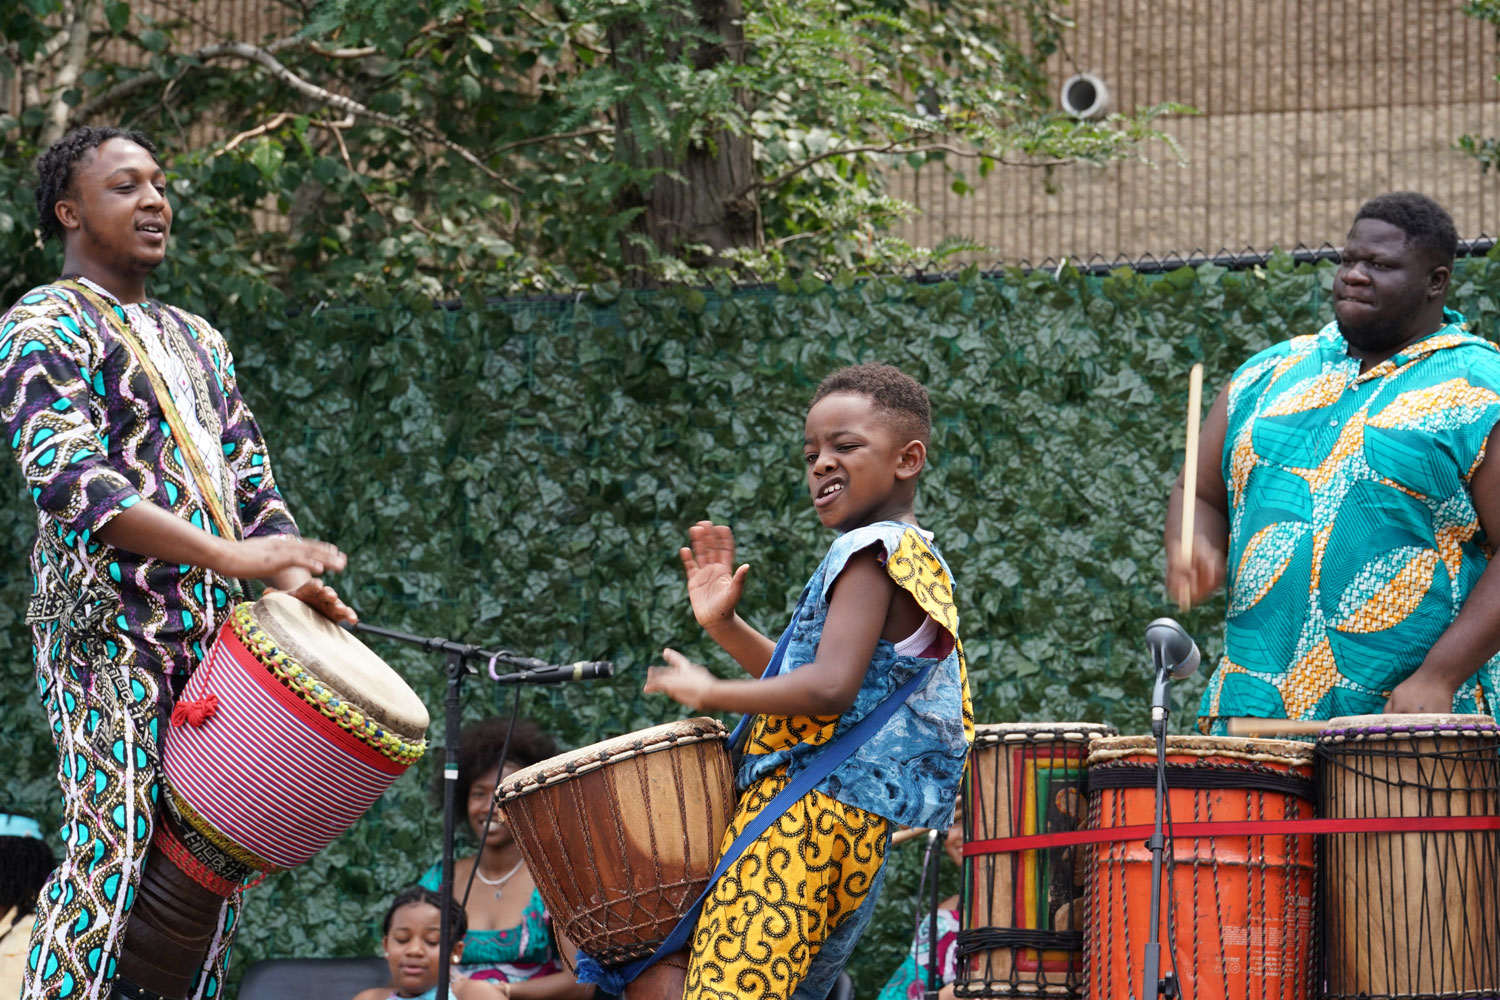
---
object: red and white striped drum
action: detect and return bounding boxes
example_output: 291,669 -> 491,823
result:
119,592 -> 428,998
161,593 -> 428,869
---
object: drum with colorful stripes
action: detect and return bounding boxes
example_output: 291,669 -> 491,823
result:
1317,714 -> 1500,1000
118,592 -> 428,997
956,721 -> 1117,999
1083,735 -> 1317,1000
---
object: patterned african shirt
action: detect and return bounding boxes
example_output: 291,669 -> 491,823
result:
1200,309 -> 1500,724
740,521 -> 975,832
0,277 -> 297,678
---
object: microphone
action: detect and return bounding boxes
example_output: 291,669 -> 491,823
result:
505,660 -> 614,685
1145,617 -> 1200,680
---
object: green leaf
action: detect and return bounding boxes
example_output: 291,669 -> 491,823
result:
105,0 -> 130,34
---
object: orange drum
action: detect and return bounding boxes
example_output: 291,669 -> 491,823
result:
958,722 -> 1117,999
496,718 -> 735,967
1317,714 -> 1500,1000
1083,736 -> 1317,1000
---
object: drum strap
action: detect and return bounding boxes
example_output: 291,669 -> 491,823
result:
963,814 -> 1500,856
57,279 -> 242,546
574,647 -> 938,993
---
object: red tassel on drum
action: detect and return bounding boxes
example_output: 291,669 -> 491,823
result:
171,694 -> 219,728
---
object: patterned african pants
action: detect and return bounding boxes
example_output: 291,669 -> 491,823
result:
23,628 -> 240,1000
685,772 -> 891,1000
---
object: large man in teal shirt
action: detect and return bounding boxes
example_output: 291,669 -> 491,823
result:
1165,192 -> 1500,730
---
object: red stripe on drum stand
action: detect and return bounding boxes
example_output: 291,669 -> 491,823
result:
164,637 -> 402,869
964,814 -> 1500,855
213,626 -> 405,777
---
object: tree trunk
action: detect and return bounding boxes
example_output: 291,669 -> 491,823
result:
611,0 -> 759,281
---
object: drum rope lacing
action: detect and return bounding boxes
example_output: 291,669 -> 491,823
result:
1315,728 -> 1500,999
1084,761 -> 1316,801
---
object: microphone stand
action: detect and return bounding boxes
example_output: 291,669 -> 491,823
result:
1141,647 -> 1178,1000
922,828 -> 943,1000
347,621 -> 603,1000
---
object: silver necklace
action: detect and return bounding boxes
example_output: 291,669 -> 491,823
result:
473,858 -> 526,900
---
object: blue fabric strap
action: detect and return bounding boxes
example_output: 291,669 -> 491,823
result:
575,646 -> 936,993
724,612 -> 798,750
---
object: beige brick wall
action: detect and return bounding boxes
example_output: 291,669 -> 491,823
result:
892,0 -> 1500,261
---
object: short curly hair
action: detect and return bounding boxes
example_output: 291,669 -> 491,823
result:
1,830 -> 56,915
35,125 -> 161,243
810,363 -> 932,445
439,717 -> 562,806
380,885 -> 468,940
1353,192 -> 1458,268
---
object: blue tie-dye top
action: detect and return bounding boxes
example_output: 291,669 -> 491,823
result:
739,521 -> 974,831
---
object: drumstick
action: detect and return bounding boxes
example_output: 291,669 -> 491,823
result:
1178,362 -> 1205,611
1224,717 -> 1328,737
891,826 -> 933,847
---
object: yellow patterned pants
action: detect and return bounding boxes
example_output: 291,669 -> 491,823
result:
684,771 -> 891,1000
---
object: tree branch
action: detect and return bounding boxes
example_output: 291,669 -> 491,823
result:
308,42 -> 378,59
489,126 -> 609,155
746,141 -> 1068,196
41,0 -> 95,147
71,38 -> 520,194
221,110 -> 355,151
71,35 -> 304,122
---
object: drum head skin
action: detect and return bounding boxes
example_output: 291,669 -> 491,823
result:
499,718 -> 726,800
252,592 -> 429,738
1318,713 -> 1499,742
971,721 -> 1118,746
1088,733 -> 1315,766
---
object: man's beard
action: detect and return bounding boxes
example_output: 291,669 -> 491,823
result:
1336,301 -> 1425,355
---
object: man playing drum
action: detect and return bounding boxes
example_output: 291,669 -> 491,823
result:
1,126 -> 355,1000
1165,192 -> 1500,732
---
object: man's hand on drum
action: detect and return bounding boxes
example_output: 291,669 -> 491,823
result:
680,521 -> 749,633
1383,671 -> 1459,714
212,536 -> 358,625
644,648 -> 717,710
212,534 -> 344,579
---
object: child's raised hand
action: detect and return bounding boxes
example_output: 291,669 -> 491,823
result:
680,521 -> 749,630
644,648 -> 717,710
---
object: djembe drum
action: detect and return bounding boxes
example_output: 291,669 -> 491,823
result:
118,593 -> 429,998
956,721 -> 1117,999
496,718 -> 736,997
1084,735 -> 1317,1000
1316,713 -> 1500,1000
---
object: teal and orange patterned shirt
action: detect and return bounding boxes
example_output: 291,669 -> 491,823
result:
1200,309 -> 1500,724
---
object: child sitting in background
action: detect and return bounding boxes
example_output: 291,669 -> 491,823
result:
876,809 -> 965,1000
353,887 -> 510,1000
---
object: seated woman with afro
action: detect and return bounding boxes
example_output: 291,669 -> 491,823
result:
418,717 -> 594,999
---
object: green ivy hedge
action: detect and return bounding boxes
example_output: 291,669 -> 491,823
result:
3,254 -> 1497,998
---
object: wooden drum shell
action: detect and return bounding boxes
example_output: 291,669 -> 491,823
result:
497,718 -> 736,967
1316,713 -> 1500,1000
958,722 -> 1117,999
1083,736 -> 1317,1000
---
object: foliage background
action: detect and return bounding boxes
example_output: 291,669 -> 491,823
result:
3,253 -> 1500,996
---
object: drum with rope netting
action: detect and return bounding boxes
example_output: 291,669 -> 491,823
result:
1083,735 -> 1317,1000
1316,713 -> 1500,1000
120,591 -> 429,998
496,717 -> 735,997
956,721 -> 1117,999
